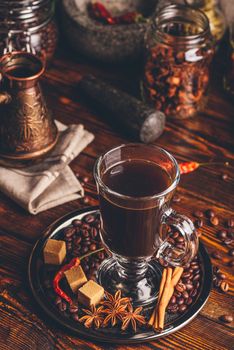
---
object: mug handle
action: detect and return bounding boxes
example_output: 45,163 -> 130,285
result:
157,209 -> 198,267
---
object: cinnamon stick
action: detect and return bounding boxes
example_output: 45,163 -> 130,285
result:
148,267 -> 167,327
148,266 -> 184,332
157,267 -> 173,330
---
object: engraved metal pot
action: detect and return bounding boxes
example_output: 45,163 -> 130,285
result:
0,51 -> 58,159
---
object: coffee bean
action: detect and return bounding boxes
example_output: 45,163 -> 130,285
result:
185,283 -> 193,291
82,230 -> 90,238
178,304 -> 187,313
172,232 -> 179,239
193,274 -> 200,282
195,219 -> 203,228
82,263 -> 89,272
217,230 -> 227,240
223,238 -> 233,246
72,314 -> 79,321
55,296 -> 62,305
98,252 -> 105,260
219,315 -> 233,323
206,209 -> 215,218
175,283 -> 186,292
72,219 -> 82,227
228,248 -> 234,257
194,281 -> 200,289
174,291 -> 182,298
74,236 -> 82,245
84,214 -> 95,224
211,252 -> 222,259
221,173 -> 228,181
81,224 -> 90,230
190,288 -> 198,298
59,302 -> 67,312
64,227 -> 76,238
83,241 -> 91,247
69,304 -> 79,313
228,260 -> 234,267
177,297 -> 185,305
217,272 -> 226,280
167,304 -> 179,313
81,246 -> 89,254
182,291 -> 189,299
90,227 -> 98,239
182,272 -> 191,279
191,264 -> 199,270
186,297 -> 193,305
227,219 -> 234,228
170,295 -> 176,304
89,243 -> 97,251
210,216 -> 219,226
193,211 -> 204,218
220,281 -> 229,292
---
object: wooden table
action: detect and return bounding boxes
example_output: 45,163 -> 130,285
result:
0,43 -> 233,350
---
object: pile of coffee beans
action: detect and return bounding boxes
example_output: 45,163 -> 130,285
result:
63,212 -> 108,280
191,208 -> 233,324
167,255 -> 201,315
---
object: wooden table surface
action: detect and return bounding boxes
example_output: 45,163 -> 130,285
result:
0,42 -> 233,350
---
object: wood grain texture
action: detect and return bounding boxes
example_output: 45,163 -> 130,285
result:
0,41 -> 233,349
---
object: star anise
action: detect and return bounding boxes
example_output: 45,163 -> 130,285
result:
101,290 -> 131,308
79,305 -> 104,329
101,290 -> 130,327
121,304 -> 146,332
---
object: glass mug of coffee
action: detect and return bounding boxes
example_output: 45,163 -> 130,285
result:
94,144 -> 198,305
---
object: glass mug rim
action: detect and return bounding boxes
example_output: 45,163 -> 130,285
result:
94,143 -> 180,201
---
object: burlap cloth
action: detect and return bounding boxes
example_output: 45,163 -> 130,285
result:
0,121 -> 94,214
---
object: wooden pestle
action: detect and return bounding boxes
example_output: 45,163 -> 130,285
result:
78,75 -> 166,143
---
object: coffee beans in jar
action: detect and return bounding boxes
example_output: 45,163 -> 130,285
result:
0,0 -> 58,64
142,4 -> 214,119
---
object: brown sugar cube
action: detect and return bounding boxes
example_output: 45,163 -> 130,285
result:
64,265 -> 87,294
43,239 -> 66,265
77,280 -> 104,307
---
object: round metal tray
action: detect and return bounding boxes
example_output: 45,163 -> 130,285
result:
28,206 -> 213,344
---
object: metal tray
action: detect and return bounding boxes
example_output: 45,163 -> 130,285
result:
28,206 -> 213,344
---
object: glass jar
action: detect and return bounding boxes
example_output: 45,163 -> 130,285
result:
223,24 -> 234,97
0,0 -> 58,64
142,4 -> 215,119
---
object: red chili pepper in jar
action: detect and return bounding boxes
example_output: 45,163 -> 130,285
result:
53,248 -> 104,304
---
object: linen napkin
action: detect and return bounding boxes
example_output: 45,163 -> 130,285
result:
0,121 -> 94,215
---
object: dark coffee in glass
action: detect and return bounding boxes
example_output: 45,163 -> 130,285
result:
94,144 -> 198,306
100,160 -> 171,258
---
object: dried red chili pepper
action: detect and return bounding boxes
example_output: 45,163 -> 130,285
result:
179,161 -> 229,174
88,2 -> 115,24
53,248 -> 104,304
88,2 -> 142,25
